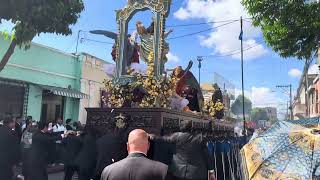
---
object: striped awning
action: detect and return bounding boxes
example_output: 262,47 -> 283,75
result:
40,85 -> 89,99
0,78 -> 27,87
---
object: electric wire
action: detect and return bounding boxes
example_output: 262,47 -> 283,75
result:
167,20 -> 238,40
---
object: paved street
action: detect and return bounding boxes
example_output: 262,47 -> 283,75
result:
49,172 -> 78,180
49,172 -> 64,180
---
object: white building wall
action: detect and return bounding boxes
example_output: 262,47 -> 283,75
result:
78,54 -> 111,124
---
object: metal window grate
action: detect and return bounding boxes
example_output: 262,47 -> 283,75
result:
23,84 -> 29,119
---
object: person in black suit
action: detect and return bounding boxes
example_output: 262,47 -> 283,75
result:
26,122 -> 63,180
62,132 -> 82,180
75,126 -> 98,180
65,119 -> 74,131
0,117 -> 20,180
151,120 -> 216,180
101,129 -> 168,180
95,127 -> 128,180
14,116 -> 23,141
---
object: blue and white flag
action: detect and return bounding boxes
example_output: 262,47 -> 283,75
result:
239,30 -> 243,40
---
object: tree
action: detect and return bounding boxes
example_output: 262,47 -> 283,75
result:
231,95 -> 252,116
212,83 -> 224,119
251,108 -> 269,122
242,0 -> 320,60
0,0 -> 84,71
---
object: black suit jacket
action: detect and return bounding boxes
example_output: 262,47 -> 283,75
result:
29,131 -> 62,166
61,135 -> 82,166
0,126 -> 19,172
101,153 -> 168,180
155,132 -> 214,180
66,124 -> 73,131
95,133 -> 127,176
14,122 -> 22,141
75,134 -> 97,172
27,131 -> 62,180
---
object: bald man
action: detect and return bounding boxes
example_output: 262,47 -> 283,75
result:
100,129 -> 168,180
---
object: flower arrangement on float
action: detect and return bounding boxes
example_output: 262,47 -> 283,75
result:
203,99 -> 224,117
102,52 -> 179,108
102,52 -> 225,119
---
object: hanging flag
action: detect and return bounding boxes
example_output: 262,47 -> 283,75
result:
239,30 -> 243,40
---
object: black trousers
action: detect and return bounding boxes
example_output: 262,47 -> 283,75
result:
28,167 -> 48,180
64,165 -> 79,180
22,148 -> 31,178
55,143 -> 64,164
0,165 -> 13,180
78,168 -> 94,180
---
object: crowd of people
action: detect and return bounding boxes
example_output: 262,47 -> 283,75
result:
0,115 -> 216,180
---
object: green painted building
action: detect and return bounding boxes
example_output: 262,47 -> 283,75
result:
0,38 -> 87,122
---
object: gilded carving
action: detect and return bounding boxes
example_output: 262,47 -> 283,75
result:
115,0 -> 172,78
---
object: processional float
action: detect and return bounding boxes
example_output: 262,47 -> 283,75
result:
86,0 -> 235,136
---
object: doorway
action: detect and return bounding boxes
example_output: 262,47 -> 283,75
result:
41,90 -> 64,123
0,84 -> 25,119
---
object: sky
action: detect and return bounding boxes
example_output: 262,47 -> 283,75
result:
1,0 -> 317,119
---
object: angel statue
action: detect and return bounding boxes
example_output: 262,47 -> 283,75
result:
135,19 -> 173,71
89,30 -> 140,65
172,61 -> 204,112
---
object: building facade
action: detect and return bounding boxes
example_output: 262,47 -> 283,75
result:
308,75 -> 320,117
262,107 -> 277,121
0,38 -> 111,123
78,53 -> 110,124
0,38 -> 85,122
293,74 -> 317,119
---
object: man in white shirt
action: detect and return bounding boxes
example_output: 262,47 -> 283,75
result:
53,118 -> 67,133
52,117 -> 67,166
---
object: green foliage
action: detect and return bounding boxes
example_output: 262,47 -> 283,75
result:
0,0 -> 84,70
2,0 -> 84,47
231,95 -> 252,116
242,0 -> 320,59
251,108 -> 269,122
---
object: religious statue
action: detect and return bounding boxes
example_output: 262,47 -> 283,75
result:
90,30 -> 140,65
135,20 -> 173,65
172,61 -> 204,112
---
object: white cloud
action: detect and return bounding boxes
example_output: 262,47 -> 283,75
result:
251,87 -> 279,108
234,86 -> 286,119
308,64 -> 319,75
288,68 -> 302,78
166,52 -> 180,63
174,0 -> 267,60
235,87 -> 279,108
174,8 -> 191,20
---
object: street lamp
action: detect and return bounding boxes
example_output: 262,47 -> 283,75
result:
197,56 -> 203,85
276,84 -> 293,120
75,30 -> 84,55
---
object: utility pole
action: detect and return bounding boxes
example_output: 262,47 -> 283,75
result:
239,16 -> 246,135
290,84 -> 293,120
197,56 -> 203,85
286,101 -> 289,120
75,30 -> 82,55
276,84 -> 293,120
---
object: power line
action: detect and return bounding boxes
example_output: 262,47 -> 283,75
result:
243,19 -> 253,24
167,19 -> 239,28
167,20 -> 238,40
82,20 -> 240,44
201,43 -> 261,58
80,38 -> 114,44
168,18 -> 252,28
